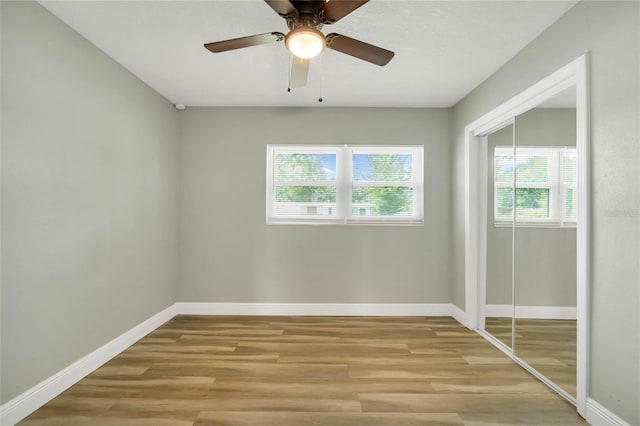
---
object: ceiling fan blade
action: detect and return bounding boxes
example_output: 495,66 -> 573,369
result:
322,0 -> 368,23
264,0 -> 298,17
204,32 -> 284,53
326,33 -> 394,66
289,56 -> 310,88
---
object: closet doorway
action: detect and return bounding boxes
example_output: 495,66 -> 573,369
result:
463,55 -> 590,417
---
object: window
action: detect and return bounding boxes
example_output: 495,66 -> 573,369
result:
494,146 -> 576,226
267,145 -> 423,225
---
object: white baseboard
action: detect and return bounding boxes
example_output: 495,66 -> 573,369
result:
174,302 -> 452,317
586,398 -> 631,426
485,304 -> 577,320
450,304 -> 469,328
0,304 -> 177,426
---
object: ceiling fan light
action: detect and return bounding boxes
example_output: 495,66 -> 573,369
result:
286,28 -> 325,59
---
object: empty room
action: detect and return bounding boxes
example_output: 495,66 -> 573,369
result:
1,1 -> 638,425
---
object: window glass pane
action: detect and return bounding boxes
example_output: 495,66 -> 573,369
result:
274,186 -> 337,217
352,153 -> 412,182
515,153 -> 549,184
496,187 -> 514,219
495,153 -> 514,184
275,153 -> 336,182
352,186 -> 413,217
276,186 -> 336,203
515,188 -> 549,219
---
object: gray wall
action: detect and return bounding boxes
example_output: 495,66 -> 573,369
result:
1,2 -> 178,403
487,109 -> 577,307
452,2 -> 639,423
177,107 -> 452,304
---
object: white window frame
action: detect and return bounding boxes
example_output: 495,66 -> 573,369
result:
494,145 -> 576,227
560,148 -> 578,225
267,144 -> 424,225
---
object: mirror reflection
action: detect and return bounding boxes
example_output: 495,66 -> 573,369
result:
485,123 -> 514,348
513,87 -> 577,397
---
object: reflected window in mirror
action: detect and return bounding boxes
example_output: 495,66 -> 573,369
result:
494,146 -> 576,227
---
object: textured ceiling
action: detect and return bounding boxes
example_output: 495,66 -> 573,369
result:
39,0 -> 577,107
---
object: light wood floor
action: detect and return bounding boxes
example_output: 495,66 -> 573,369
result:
21,316 -> 586,426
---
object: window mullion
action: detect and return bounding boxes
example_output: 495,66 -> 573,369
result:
414,149 -> 421,220
276,181 -> 337,187
557,149 -> 564,225
341,145 -> 351,224
353,181 -> 414,187
266,146 -> 275,220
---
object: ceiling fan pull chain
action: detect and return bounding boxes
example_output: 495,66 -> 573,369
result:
287,53 -> 292,92
318,52 -> 323,103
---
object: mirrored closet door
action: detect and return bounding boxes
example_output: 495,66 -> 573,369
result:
470,55 -> 588,415
513,89 -> 577,399
484,123 -> 514,350
481,85 -> 579,402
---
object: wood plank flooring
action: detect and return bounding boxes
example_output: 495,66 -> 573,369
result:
20,316 -> 586,426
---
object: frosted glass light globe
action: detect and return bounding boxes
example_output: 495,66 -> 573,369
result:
286,28 -> 325,59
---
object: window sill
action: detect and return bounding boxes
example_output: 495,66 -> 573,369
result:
493,221 -> 577,229
267,218 -> 424,226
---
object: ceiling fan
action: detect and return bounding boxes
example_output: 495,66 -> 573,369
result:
203,0 -> 394,89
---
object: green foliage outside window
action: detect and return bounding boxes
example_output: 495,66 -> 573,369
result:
353,154 -> 412,216
275,152 -> 414,216
496,153 -> 550,220
352,186 -> 413,216
275,153 -> 336,203
497,188 -> 550,219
